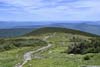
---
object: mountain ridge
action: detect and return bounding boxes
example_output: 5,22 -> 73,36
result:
25,27 -> 99,37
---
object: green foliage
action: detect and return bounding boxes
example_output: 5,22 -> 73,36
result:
0,38 -> 47,52
67,37 -> 100,54
83,55 -> 90,60
0,47 -> 34,67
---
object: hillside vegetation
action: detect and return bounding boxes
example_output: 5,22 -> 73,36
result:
0,27 -> 100,67
0,38 -> 47,52
24,27 -> 100,67
67,37 -> 100,54
24,32 -> 100,67
0,37 -> 47,67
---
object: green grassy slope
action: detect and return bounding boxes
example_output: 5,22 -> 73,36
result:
24,33 -> 100,67
0,37 -> 47,67
23,27 -> 100,67
0,27 -> 100,67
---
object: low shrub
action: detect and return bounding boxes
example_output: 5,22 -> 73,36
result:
67,38 -> 100,54
0,38 -> 47,51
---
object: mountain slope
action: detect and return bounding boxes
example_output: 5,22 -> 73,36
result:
0,27 -> 100,67
25,27 -> 99,37
23,27 -> 100,67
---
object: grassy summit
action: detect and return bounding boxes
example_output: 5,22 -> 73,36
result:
25,27 -> 99,37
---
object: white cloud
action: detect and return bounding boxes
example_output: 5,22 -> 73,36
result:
0,0 -> 100,21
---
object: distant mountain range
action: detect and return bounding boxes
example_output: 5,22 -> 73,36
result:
47,22 -> 100,35
0,21 -> 100,36
0,28 -> 33,38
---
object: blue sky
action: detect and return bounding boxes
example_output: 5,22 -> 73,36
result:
0,0 -> 100,21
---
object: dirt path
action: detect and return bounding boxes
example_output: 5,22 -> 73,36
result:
15,44 -> 51,67
15,36 -> 51,67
